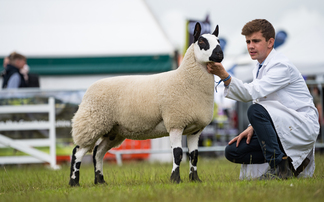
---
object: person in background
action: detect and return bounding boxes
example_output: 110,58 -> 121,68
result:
2,52 -> 28,89
20,63 -> 30,84
207,19 -> 319,180
2,56 -> 10,68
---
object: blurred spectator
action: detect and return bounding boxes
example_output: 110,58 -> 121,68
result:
2,52 -> 28,88
2,56 -> 10,68
20,64 -> 29,83
2,52 -> 39,89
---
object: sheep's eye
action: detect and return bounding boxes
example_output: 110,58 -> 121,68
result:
197,37 -> 209,50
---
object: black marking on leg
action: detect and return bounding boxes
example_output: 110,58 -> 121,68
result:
173,147 -> 183,166
76,162 -> 81,169
92,145 -> 106,184
69,170 -> 80,186
93,145 -> 98,172
170,167 -> 181,183
69,145 -> 79,177
189,167 -> 202,182
95,170 -> 106,184
69,176 -> 80,187
170,148 -> 182,183
69,145 -> 80,187
189,150 -> 198,166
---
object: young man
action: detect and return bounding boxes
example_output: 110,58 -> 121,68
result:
207,19 -> 319,179
2,52 -> 28,88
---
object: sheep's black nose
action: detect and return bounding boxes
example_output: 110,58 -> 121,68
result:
209,45 -> 223,63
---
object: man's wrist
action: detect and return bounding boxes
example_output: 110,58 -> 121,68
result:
220,73 -> 230,80
223,74 -> 231,87
222,74 -> 231,81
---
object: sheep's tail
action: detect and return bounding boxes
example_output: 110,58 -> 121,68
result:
71,105 -> 112,150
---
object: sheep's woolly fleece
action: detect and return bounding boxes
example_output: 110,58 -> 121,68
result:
71,44 -> 215,149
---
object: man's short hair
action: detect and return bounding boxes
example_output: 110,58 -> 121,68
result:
9,52 -> 26,64
241,19 -> 275,41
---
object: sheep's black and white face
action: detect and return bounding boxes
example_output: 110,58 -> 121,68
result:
193,23 -> 224,64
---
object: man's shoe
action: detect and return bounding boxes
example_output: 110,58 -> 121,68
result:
259,156 -> 294,180
259,167 -> 280,180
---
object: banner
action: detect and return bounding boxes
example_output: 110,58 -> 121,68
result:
184,14 -> 227,52
184,14 -> 211,50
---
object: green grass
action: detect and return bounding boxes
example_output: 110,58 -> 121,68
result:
0,143 -> 75,156
1,154 -> 324,202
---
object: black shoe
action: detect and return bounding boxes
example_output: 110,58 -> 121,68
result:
259,157 -> 294,180
259,167 -> 280,180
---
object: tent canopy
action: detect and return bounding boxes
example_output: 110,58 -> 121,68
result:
0,0 -> 175,75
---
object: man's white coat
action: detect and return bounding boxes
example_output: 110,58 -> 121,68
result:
224,49 -> 320,178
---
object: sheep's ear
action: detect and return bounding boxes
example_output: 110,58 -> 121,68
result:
193,22 -> 201,43
212,25 -> 219,37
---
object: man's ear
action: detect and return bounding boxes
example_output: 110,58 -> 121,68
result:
268,38 -> 275,48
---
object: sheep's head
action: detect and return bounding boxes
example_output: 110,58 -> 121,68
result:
193,22 -> 223,64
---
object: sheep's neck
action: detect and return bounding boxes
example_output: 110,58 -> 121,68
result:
177,45 -> 214,93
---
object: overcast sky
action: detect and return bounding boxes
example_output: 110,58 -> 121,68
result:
145,0 -> 324,55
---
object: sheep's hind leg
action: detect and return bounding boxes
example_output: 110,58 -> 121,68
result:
187,131 -> 202,182
93,135 -> 125,185
169,128 -> 183,183
69,145 -> 90,186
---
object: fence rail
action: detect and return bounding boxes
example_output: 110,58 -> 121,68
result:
0,97 -> 59,169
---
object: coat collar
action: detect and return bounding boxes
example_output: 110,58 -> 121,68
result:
256,48 -> 277,68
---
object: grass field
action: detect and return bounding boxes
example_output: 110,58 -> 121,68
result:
1,154 -> 324,202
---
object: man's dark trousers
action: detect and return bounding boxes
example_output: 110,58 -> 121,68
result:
225,103 -> 285,168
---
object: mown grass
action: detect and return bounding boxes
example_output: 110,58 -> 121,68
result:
1,154 -> 324,202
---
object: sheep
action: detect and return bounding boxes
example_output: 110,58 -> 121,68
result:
69,22 -> 224,186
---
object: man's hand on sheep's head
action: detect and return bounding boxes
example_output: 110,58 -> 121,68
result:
206,62 -> 227,78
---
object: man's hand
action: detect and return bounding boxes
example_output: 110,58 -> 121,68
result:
228,125 -> 254,147
206,62 -> 227,78
206,62 -> 231,86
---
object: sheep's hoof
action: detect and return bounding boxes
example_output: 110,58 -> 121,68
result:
69,178 -> 80,187
170,167 -> 181,183
189,168 -> 202,182
94,171 -> 107,185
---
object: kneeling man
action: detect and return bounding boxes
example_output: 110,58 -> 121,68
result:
207,19 -> 319,179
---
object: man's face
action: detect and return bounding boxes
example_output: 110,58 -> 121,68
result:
14,59 -> 26,69
245,31 -> 274,63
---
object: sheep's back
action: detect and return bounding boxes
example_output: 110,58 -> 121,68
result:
77,73 -> 170,134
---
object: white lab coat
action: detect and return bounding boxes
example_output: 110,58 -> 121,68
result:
224,49 -> 320,179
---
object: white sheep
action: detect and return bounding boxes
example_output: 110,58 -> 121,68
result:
69,22 -> 224,186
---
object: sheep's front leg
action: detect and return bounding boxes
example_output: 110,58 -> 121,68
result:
187,131 -> 202,182
169,128 -> 183,183
69,145 -> 90,186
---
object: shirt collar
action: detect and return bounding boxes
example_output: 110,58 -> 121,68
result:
257,48 -> 276,67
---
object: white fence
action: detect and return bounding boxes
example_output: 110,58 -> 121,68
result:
0,97 -> 59,169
